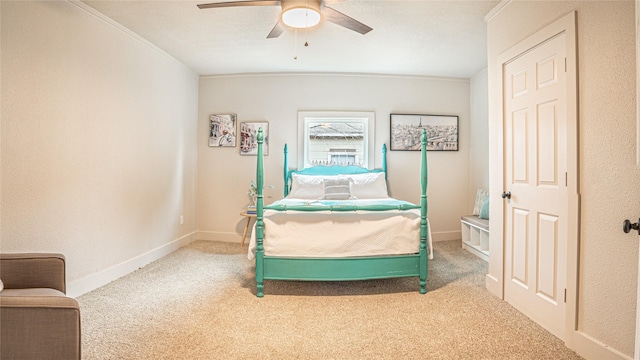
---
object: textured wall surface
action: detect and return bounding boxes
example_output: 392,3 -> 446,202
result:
469,69 -> 489,211
1,1 -> 198,289
487,1 -> 639,357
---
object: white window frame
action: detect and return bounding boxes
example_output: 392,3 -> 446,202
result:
297,111 -> 375,169
327,152 -> 358,165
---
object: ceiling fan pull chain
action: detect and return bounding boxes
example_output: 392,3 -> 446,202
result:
294,28 -> 298,60
305,25 -> 309,47
304,1 -> 309,47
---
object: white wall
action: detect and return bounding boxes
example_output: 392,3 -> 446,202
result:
469,68 -> 489,211
487,1 -> 639,357
198,74 -> 471,243
0,1 -> 199,297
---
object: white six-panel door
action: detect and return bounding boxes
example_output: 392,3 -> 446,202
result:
503,33 -> 568,340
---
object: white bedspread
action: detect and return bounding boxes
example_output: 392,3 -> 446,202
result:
247,198 -> 433,260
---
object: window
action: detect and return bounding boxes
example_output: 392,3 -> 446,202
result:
328,149 -> 357,166
297,111 -> 375,169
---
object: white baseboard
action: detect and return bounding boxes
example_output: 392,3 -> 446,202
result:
485,273 -> 502,298
196,231 -> 241,243
568,329 -> 632,360
67,232 -> 197,298
431,230 -> 461,242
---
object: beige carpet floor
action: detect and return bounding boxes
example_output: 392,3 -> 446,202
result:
77,240 -> 583,359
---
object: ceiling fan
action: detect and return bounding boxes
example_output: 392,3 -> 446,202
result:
196,0 -> 373,38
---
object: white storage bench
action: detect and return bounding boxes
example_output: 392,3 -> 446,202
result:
460,215 -> 489,261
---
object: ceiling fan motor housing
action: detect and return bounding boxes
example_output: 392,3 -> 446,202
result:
281,0 -> 322,28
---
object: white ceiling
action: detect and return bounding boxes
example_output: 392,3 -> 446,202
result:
81,0 -> 500,78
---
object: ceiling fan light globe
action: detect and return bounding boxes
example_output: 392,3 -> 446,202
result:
282,8 -> 321,28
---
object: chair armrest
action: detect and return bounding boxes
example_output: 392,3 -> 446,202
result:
1,289 -> 81,359
0,253 -> 66,293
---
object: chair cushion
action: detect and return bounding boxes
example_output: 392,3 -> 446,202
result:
0,288 -> 78,308
461,215 -> 489,231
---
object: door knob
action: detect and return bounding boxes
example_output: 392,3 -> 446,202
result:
501,191 -> 511,199
623,218 -> 640,235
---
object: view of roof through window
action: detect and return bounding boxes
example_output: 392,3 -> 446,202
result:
307,120 -> 366,166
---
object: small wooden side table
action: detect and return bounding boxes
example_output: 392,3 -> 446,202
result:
239,212 -> 257,247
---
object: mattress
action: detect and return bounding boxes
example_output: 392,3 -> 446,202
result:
248,198 -> 433,260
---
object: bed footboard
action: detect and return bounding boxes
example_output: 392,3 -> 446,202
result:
264,255 -> 422,281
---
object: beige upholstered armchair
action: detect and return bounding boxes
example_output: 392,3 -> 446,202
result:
0,253 -> 81,360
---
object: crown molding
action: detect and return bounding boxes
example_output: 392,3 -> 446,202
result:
485,0 -> 512,23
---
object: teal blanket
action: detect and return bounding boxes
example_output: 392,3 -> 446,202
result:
265,198 -> 420,212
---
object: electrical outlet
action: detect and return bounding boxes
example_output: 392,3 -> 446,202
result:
180,215 -> 184,225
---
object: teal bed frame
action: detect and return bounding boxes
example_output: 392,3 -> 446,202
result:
253,128 -> 429,297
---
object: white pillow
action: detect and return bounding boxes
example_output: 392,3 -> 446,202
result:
348,172 -> 389,199
0,279 -> 4,292
287,173 -> 325,199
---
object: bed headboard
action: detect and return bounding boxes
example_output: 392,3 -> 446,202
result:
283,144 -> 388,197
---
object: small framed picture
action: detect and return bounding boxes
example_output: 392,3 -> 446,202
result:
390,114 -> 459,151
209,114 -> 237,147
240,121 -> 269,156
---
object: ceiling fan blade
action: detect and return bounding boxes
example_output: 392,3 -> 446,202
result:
197,1 -> 281,10
267,20 -> 285,38
321,6 -> 372,35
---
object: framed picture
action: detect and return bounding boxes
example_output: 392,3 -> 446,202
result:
390,114 -> 459,151
240,121 -> 269,156
209,114 -> 237,147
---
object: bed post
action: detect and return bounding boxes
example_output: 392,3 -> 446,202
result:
419,129 -> 429,294
255,128 -> 265,297
382,144 -> 387,179
283,144 -> 289,197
